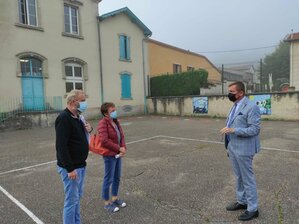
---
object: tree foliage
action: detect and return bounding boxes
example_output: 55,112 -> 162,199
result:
150,69 -> 208,97
262,41 -> 290,91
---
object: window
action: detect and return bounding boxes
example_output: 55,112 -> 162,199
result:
18,0 -> 37,26
187,66 -> 194,72
119,35 -> 131,61
64,5 -> 79,35
65,63 -> 83,92
20,57 -> 42,76
173,64 -> 182,73
120,73 -> 132,99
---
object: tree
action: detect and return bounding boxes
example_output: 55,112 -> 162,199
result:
261,41 -> 290,91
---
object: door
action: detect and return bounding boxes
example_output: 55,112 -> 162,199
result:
20,57 -> 45,110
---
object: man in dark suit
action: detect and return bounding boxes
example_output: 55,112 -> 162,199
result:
220,82 -> 261,221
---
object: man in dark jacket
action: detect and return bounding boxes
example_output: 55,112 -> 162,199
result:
55,89 -> 93,224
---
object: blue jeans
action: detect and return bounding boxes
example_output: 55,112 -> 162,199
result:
57,166 -> 86,224
102,156 -> 122,201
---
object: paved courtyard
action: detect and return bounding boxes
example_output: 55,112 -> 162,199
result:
0,116 -> 298,224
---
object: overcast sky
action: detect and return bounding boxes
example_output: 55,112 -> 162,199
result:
99,0 -> 299,66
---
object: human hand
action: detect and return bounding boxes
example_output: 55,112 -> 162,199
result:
68,170 -> 78,180
119,152 -> 125,157
119,147 -> 126,154
84,122 -> 93,133
220,127 -> 235,135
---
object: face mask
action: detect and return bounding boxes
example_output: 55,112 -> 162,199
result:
77,101 -> 88,113
110,111 -> 117,119
228,93 -> 237,102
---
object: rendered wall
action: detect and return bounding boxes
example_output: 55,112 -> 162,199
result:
0,0 -> 102,112
147,92 -> 299,121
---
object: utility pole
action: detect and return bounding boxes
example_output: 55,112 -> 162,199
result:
221,64 -> 224,94
260,59 -> 262,92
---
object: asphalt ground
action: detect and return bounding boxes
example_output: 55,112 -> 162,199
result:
0,116 -> 298,224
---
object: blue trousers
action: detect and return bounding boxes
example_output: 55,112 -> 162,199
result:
228,150 -> 258,212
102,156 -> 122,201
57,166 -> 86,224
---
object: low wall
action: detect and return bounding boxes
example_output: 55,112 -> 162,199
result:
147,92 -> 299,121
0,104 -> 146,131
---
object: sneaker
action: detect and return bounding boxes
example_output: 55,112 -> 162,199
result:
104,204 -> 119,213
112,199 -> 126,208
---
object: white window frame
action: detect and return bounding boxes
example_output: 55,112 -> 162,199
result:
64,5 -> 79,35
18,0 -> 38,26
65,63 -> 84,92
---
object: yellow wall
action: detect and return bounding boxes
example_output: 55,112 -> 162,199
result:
147,39 -> 221,83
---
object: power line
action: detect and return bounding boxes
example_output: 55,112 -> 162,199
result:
198,45 -> 278,54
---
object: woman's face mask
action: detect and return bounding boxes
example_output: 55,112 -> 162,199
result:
109,110 -> 117,119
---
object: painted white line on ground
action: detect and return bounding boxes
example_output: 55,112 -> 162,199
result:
126,135 -> 161,145
0,185 -> 44,224
261,147 -> 299,154
1,135 -> 297,177
159,135 -> 224,145
159,135 -> 299,154
0,136 -> 162,176
0,161 -> 56,176
1,135 -> 298,177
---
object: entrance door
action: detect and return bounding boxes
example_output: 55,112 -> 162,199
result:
20,57 -> 45,110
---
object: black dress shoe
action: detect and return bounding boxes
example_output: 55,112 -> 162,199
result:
226,202 -> 247,211
238,210 -> 259,221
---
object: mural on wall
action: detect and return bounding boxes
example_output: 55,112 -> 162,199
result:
193,97 -> 208,114
249,94 -> 271,115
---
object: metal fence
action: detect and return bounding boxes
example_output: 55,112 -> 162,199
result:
0,96 -> 63,122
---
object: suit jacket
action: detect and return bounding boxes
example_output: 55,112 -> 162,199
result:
97,117 -> 126,156
225,97 -> 261,156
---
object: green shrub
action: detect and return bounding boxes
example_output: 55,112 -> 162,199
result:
150,69 -> 208,96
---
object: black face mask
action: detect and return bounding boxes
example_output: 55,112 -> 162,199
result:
228,93 -> 237,102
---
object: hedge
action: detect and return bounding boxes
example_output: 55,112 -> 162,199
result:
150,69 -> 208,96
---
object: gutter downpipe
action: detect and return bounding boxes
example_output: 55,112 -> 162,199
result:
97,16 -> 104,105
142,37 -> 149,115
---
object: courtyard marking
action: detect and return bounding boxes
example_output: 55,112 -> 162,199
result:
1,135 -> 298,177
159,135 -> 299,154
0,185 -> 44,224
0,136 -> 161,177
0,161 -> 57,176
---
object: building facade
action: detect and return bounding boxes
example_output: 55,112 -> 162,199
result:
146,39 -> 221,84
0,0 -> 102,118
99,7 -> 152,115
285,32 -> 299,91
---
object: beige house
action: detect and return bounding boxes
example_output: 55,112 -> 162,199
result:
285,32 -> 299,91
0,3 -> 152,121
99,7 -> 152,115
0,0 -> 102,118
146,39 -> 221,84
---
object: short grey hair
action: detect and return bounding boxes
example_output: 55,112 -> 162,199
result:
66,89 -> 85,104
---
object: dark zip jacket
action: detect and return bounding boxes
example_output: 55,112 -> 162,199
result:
55,108 -> 89,172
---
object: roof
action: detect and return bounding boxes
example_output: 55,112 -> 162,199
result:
147,38 -> 220,73
284,32 -> 299,42
99,7 -> 152,36
225,64 -> 255,73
